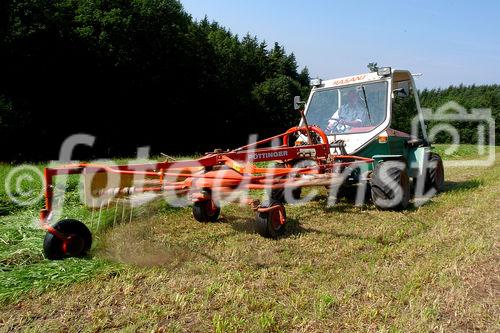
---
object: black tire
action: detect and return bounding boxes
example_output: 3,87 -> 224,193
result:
270,187 -> 302,204
270,160 -> 316,204
43,219 -> 92,260
290,187 -> 302,201
370,160 -> 411,210
192,199 -> 220,222
337,184 -> 370,204
425,153 -> 444,193
255,201 -> 286,239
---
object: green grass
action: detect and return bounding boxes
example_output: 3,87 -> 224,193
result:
0,145 -> 498,332
433,143 -> 495,160
0,164 -> 121,305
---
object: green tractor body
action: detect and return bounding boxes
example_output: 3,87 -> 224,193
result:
302,68 -> 443,208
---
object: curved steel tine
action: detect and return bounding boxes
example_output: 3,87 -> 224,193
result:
90,198 -> 95,229
129,204 -> 133,224
121,199 -> 126,224
113,198 -> 119,227
97,200 -> 104,231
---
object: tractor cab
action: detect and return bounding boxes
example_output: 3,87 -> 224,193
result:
301,68 -> 433,180
292,68 -> 444,210
303,68 -> 427,155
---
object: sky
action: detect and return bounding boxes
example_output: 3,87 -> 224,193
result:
181,0 -> 500,89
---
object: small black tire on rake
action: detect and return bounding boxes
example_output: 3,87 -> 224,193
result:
255,201 -> 286,239
43,219 -> 92,260
192,199 -> 220,223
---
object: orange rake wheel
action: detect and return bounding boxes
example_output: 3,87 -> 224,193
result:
255,201 -> 286,238
192,199 -> 220,222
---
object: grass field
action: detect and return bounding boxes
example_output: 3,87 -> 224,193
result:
0,145 -> 498,332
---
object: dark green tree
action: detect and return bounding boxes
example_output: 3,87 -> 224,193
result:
0,0 -> 310,159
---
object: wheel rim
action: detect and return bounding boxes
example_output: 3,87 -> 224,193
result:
205,200 -> 218,217
63,234 -> 85,256
270,208 -> 282,231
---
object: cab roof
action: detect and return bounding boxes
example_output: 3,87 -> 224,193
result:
315,69 -> 413,89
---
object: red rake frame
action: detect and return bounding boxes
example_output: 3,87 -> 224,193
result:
39,126 -> 373,254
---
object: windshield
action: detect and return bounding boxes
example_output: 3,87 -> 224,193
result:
305,81 -> 388,135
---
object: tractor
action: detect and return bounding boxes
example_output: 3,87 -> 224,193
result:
38,68 -> 445,260
290,67 -> 444,209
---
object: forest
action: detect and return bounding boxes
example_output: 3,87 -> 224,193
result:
0,0 -> 498,161
419,84 -> 499,144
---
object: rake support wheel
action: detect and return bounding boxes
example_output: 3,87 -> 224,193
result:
192,199 -> 220,222
43,219 -> 92,260
255,201 -> 287,239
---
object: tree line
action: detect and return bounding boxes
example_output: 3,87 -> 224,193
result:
419,84 -> 499,144
368,62 -> 499,144
0,0 -> 309,161
0,1 -> 497,161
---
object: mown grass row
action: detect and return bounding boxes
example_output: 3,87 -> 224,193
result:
0,156 -> 213,304
0,145 -> 493,302
0,145 -> 498,332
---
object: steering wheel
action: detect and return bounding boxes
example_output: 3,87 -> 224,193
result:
283,126 -> 328,147
326,118 -> 347,134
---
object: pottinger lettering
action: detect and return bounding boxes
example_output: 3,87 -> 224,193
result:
252,151 -> 289,160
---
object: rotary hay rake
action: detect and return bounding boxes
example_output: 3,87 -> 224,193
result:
39,125 -> 373,259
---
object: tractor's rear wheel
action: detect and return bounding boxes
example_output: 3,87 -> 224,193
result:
270,187 -> 302,204
271,162 -> 302,204
329,183 -> 370,204
43,219 -> 92,260
425,153 -> 444,193
255,201 -> 286,239
370,160 -> 411,210
192,199 -> 220,222
270,159 -> 318,204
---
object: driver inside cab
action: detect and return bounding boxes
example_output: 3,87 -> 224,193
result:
326,88 -> 368,133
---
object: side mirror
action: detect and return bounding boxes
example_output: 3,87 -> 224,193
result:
293,96 -> 305,110
392,88 -> 408,98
